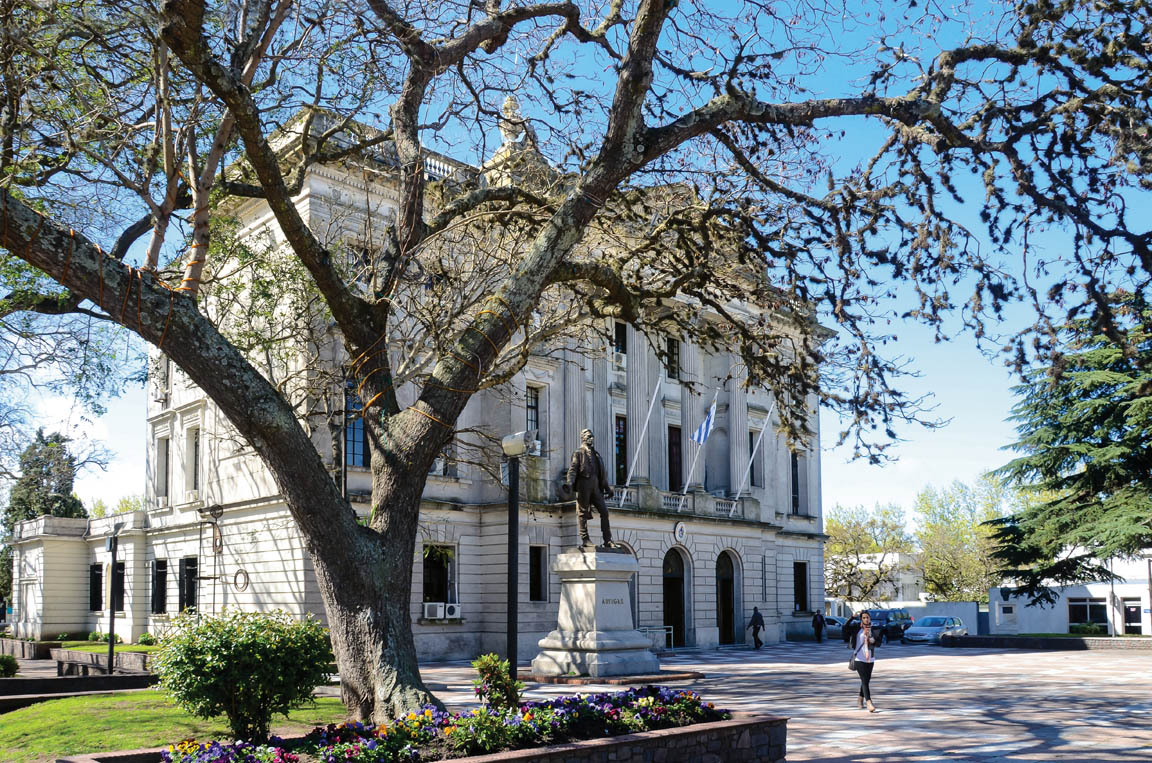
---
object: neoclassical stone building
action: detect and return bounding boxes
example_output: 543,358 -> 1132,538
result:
8,114 -> 826,659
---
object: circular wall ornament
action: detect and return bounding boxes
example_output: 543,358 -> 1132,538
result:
673,521 -> 687,544
233,569 -> 250,592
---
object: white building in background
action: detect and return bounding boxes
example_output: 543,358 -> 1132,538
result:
991,555 -> 1152,637
8,112 -> 827,658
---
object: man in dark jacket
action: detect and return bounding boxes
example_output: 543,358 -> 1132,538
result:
562,428 -> 614,547
747,606 -> 765,649
812,611 -> 826,642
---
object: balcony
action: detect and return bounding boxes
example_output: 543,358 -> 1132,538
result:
611,486 -> 752,520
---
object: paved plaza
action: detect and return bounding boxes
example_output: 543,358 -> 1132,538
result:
12,641 -> 1151,760
417,641 -> 1152,762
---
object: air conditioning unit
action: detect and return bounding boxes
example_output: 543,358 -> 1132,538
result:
611,351 -> 627,369
444,603 -> 462,619
527,440 -> 542,457
423,602 -> 445,619
155,496 -> 168,509
429,458 -> 445,475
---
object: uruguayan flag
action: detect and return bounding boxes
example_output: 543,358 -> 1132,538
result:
691,400 -> 716,444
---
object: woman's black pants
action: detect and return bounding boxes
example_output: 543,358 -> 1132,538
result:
856,661 -> 874,701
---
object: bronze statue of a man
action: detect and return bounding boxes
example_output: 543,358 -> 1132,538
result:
563,428 -> 614,547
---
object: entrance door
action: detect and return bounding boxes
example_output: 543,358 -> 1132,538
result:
663,550 -> 687,647
716,551 -> 736,644
1124,599 -> 1142,635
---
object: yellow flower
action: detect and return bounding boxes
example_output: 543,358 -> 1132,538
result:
424,709 -> 433,717
445,726 -> 456,735
407,712 -> 417,720
523,712 -> 533,721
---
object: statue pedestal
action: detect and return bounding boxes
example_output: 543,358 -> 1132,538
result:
530,548 -> 660,678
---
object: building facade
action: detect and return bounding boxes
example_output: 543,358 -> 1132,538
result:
9,116 -> 827,658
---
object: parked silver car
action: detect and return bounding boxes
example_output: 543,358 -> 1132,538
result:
902,616 -> 967,643
823,615 -> 847,640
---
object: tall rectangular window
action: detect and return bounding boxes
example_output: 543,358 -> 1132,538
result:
186,428 -> 201,492
151,560 -> 168,614
178,557 -> 198,612
749,431 -> 762,487
667,425 -> 683,492
345,385 -> 368,468
665,338 -> 680,380
111,561 -> 125,612
422,545 -> 456,603
790,451 -> 802,514
793,561 -> 809,612
156,437 -> 170,498
529,545 -> 548,602
526,386 -> 540,434
613,322 -> 628,354
89,564 -> 103,611
614,415 -> 628,486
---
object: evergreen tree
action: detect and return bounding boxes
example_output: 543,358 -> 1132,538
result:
992,296 -> 1152,605
1,430 -> 87,600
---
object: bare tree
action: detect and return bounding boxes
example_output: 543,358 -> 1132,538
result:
2,0 -> 1151,720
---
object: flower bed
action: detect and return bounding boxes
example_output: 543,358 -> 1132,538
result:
162,687 -> 731,763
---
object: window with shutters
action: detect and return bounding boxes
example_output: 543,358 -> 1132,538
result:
151,560 -> 168,614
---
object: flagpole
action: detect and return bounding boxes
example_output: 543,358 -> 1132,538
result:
620,373 -> 663,507
732,401 -> 777,516
677,388 -> 719,512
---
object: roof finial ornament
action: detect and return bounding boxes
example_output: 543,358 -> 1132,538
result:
499,95 -> 536,146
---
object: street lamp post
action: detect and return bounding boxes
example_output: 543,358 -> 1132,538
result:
500,431 -> 535,681
105,529 -> 119,675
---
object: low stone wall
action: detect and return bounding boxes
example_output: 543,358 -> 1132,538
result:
54,713 -> 788,763
943,635 -> 1152,650
51,648 -> 152,673
1,638 -> 61,659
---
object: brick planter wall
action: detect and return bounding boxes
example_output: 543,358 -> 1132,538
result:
943,635 -> 1152,650
1,638 -> 62,659
54,713 -> 788,763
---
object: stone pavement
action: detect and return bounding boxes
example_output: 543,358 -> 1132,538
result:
14,641 -> 1151,761
417,641 -> 1152,762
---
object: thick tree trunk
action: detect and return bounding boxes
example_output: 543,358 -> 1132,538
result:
314,488 -> 437,721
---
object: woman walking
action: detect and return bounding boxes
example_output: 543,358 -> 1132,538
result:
852,611 -> 879,712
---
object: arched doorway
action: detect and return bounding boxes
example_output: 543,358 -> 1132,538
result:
662,548 -> 688,647
716,551 -> 737,644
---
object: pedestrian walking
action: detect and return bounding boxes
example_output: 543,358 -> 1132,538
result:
851,611 -> 879,712
811,611 -> 826,642
747,606 -> 765,649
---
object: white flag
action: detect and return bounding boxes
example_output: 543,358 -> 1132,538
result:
691,400 -> 716,445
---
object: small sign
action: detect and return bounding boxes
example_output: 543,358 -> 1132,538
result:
673,521 -> 687,543
1145,608 -> 1151,614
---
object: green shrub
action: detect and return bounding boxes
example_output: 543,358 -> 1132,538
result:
471,653 -> 524,712
136,632 -> 157,646
152,609 -> 332,743
55,633 -> 70,641
1069,622 -> 1107,635
0,653 -> 17,677
87,631 -> 104,642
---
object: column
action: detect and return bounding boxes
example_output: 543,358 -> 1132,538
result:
625,324 -> 652,485
681,341 -> 705,492
592,353 -> 610,467
562,349 -> 587,460
728,361 -> 748,497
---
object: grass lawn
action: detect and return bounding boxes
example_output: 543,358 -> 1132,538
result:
0,692 -> 347,763
59,642 -> 163,653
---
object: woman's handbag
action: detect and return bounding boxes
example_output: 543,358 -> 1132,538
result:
848,654 -> 857,671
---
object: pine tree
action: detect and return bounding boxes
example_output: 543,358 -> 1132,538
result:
992,296 -> 1152,604
1,430 -> 87,600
